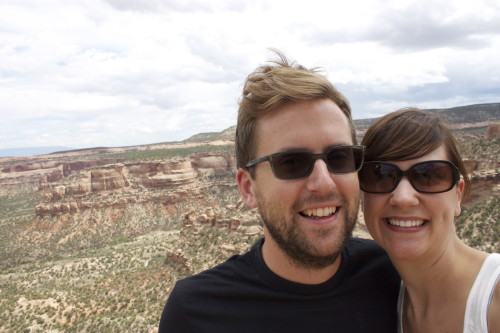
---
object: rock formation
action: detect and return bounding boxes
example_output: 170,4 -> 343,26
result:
0,118 -> 497,254
486,123 -> 500,139
19,153 -> 234,218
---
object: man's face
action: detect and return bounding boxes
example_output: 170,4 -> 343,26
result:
239,99 -> 360,269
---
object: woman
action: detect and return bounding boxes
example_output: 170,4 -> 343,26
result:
358,108 -> 500,333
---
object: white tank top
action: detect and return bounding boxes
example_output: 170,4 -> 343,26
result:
397,253 -> 500,333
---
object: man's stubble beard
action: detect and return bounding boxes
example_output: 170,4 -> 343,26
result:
256,192 -> 359,270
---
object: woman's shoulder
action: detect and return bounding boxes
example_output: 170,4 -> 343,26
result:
487,253 -> 500,333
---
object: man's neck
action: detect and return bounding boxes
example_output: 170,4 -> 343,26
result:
260,235 -> 342,285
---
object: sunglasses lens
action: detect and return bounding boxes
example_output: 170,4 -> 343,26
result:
271,152 -> 313,179
326,147 -> 363,173
410,161 -> 455,193
270,147 -> 363,180
359,163 -> 399,193
360,161 -> 457,193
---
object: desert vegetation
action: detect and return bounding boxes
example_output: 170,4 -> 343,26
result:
0,105 -> 498,332
0,170 -> 261,332
103,144 -> 234,162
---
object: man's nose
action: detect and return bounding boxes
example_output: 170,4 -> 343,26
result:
305,159 -> 337,193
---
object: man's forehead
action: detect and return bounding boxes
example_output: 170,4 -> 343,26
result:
254,100 -> 353,155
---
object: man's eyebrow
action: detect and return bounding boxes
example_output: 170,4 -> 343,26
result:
273,144 -> 355,154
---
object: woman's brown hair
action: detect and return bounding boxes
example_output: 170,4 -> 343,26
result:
361,108 -> 470,198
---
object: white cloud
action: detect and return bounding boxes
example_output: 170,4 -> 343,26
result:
1,0 -> 499,150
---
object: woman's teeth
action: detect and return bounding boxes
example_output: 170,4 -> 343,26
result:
302,206 -> 337,217
387,219 -> 426,227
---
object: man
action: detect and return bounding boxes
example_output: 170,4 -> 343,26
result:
159,51 -> 399,332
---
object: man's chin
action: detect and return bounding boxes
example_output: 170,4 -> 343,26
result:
280,236 -> 346,270
287,249 -> 341,270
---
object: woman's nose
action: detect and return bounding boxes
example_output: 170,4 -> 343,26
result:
389,177 -> 419,207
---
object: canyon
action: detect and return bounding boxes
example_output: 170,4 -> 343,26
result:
0,104 -> 498,332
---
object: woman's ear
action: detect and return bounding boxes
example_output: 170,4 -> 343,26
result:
237,168 -> 257,208
454,179 -> 465,217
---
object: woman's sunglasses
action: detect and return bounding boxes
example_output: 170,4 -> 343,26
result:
359,160 -> 460,194
245,145 -> 365,180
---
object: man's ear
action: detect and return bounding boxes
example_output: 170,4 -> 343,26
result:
237,168 -> 257,208
454,179 -> 465,217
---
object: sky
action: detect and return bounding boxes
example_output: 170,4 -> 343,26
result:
1,0 -> 500,151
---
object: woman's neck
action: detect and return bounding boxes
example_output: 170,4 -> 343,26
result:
393,239 -> 488,333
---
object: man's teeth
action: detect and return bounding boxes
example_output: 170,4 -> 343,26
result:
388,219 -> 426,227
302,207 -> 337,217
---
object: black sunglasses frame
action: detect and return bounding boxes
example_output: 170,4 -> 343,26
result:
359,160 -> 461,194
245,145 -> 365,180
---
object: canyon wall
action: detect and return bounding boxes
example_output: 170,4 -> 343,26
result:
0,153 -> 235,218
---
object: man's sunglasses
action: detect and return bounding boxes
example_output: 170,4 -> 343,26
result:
359,160 -> 460,194
245,145 -> 365,180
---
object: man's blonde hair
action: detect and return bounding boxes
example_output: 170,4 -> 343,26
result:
235,50 -> 355,176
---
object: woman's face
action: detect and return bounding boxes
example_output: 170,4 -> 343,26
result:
361,145 -> 465,261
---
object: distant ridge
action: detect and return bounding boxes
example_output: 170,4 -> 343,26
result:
184,103 -> 500,142
0,146 -> 74,158
428,103 -> 500,123
183,126 -> 236,143
3,103 -> 498,157
353,102 -> 500,131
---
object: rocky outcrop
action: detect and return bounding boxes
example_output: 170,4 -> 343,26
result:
125,153 -> 235,189
1,159 -> 123,176
29,153 -> 233,217
35,201 -> 80,216
0,159 -> 123,196
182,202 -> 263,234
486,123 -> 500,139
34,188 -> 202,217
91,164 -> 130,192
128,160 -> 197,188
459,167 -> 500,207
190,153 -> 235,176
38,164 -> 129,199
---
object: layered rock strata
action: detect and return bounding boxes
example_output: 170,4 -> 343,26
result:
30,153 -> 235,217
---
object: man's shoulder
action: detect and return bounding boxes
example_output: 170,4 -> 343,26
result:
345,237 -> 395,271
346,237 -> 386,255
343,237 -> 398,281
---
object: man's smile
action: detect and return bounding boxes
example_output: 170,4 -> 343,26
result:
300,206 -> 338,218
